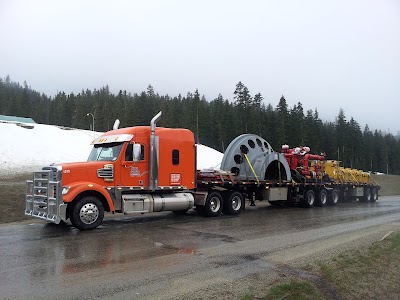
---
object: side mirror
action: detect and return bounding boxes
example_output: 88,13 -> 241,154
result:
132,144 -> 142,162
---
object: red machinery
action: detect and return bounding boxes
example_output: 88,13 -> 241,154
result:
281,145 -> 325,179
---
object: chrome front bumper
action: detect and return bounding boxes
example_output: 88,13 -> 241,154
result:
25,168 -> 67,224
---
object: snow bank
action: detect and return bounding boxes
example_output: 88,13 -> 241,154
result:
0,122 -> 97,176
0,122 -> 223,176
196,144 -> 223,170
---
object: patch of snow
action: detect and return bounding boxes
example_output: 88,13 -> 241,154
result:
0,122 -> 98,176
196,144 -> 223,170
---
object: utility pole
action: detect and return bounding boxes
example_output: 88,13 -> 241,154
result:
87,113 -> 95,139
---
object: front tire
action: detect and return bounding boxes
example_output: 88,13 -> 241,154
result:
70,196 -> 104,230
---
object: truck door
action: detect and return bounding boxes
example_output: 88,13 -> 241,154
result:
119,143 -> 149,188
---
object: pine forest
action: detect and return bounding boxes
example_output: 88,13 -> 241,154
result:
0,76 -> 399,175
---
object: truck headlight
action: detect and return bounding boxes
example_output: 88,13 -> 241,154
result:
62,186 -> 70,195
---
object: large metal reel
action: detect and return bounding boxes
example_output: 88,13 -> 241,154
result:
221,134 -> 291,182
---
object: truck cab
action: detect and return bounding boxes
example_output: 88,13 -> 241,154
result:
25,112 -> 196,230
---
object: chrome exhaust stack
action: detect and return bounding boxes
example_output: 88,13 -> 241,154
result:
149,111 -> 162,191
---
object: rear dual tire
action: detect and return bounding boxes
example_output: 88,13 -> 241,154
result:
361,188 -> 372,202
316,189 -> 328,207
222,191 -> 243,215
198,191 -> 224,217
304,189 -> 329,208
360,187 -> 378,202
328,189 -> 339,206
198,191 -> 243,217
303,190 -> 315,208
371,187 -> 378,202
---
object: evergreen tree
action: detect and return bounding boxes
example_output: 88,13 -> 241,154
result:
262,103 -> 276,146
252,93 -> 263,135
275,95 -> 288,147
288,102 -> 304,146
348,117 -> 362,168
146,84 -> 155,98
312,108 -> 323,152
233,81 -> 252,132
362,125 -> 374,170
336,108 -> 348,165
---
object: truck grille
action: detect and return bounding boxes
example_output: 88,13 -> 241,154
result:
43,166 -> 62,181
25,168 -> 62,223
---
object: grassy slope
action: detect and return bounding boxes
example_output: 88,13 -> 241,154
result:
0,173 -> 31,223
372,174 -> 400,196
318,232 -> 400,300
244,232 -> 400,300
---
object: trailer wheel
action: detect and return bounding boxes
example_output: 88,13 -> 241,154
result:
303,189 -> 315,208
328,189 -> 339,206
70,196 -> 104,230
223,192 -> 243,215
203,191 -> 223,217
316,189 -> 328,207
371,187 -> 378,202
362,188 -> 371,202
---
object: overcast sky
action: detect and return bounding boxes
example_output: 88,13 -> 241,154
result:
1,0 -> 399,133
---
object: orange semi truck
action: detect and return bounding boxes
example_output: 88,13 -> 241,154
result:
25,112 -> 380,230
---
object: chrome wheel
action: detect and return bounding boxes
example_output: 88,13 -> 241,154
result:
79,202 -> 99,224
231,195 -> 242,211
321,193 -> 327,205
331,190 -> 339,205
209,196 -> 221,213
363,188 -> 371,202
307,193 -> 315,206
71,196 -> 104,230
371,188 -> 378,202
317,189 -> 327,207
204,192 -> 224,217
304,189 -> 315,208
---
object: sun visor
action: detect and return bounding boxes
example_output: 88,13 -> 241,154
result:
91,134 -> 133,145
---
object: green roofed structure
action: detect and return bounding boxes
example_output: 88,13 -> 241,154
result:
0,114 -> 36,124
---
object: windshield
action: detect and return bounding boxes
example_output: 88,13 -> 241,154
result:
87,142 -> 124,162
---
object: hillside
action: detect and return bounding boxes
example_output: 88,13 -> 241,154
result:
372,174 -> 400,196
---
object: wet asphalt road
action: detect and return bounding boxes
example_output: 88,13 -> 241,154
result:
1,196 -> 400,300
